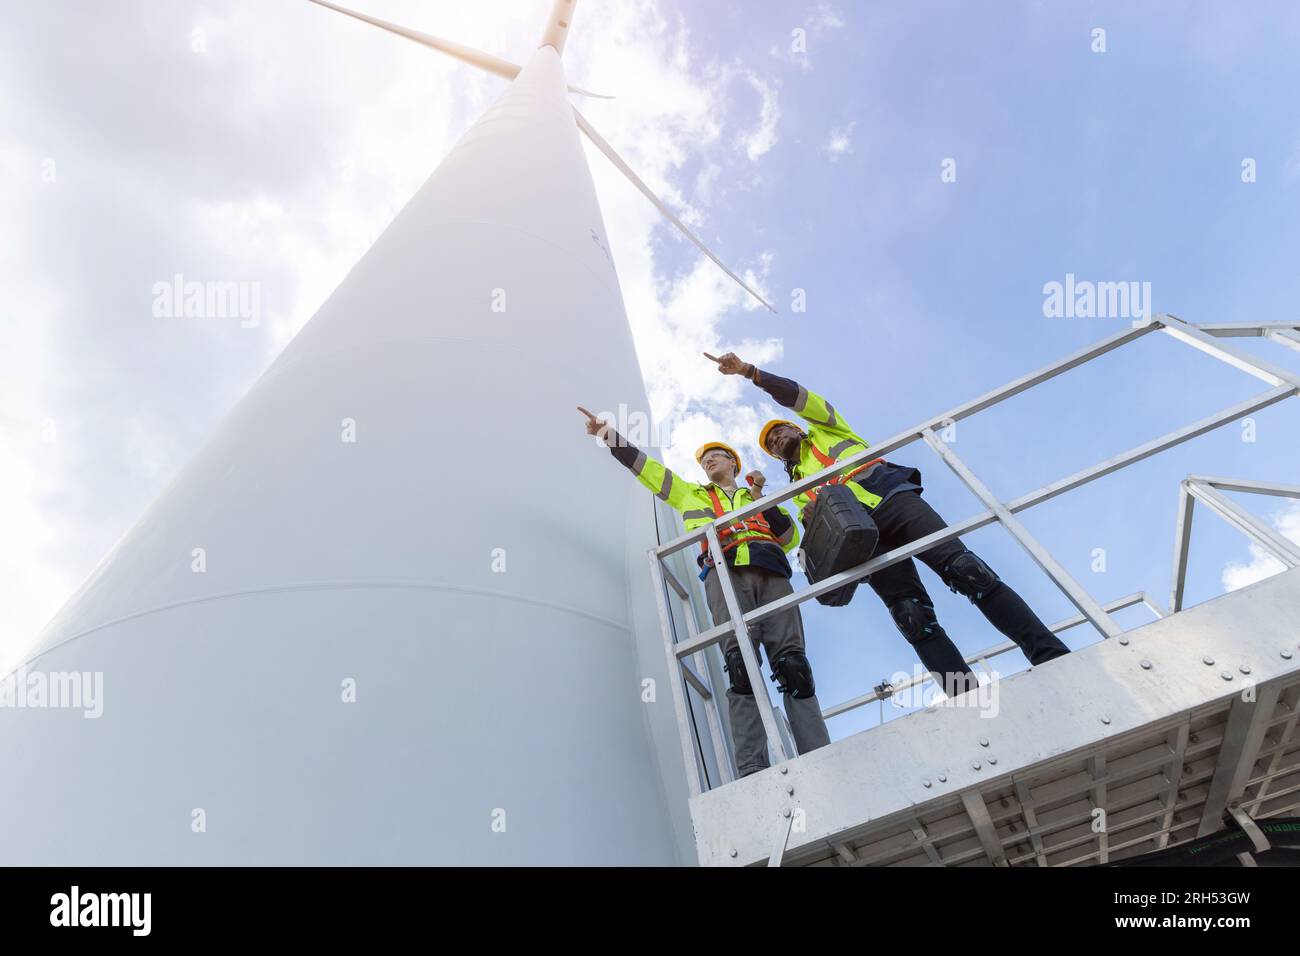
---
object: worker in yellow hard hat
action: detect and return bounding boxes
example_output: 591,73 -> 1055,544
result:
578,405 -> 830,777
705,351 -> 1070,700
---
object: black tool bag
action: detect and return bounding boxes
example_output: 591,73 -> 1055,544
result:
801,483 -> 879,606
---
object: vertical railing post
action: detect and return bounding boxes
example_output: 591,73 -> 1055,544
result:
704,523 -> 791,762
1170,481 -> 1196,613
921,427 -> 1123,640
648,551 -> 704,797
677,587 -> 736,785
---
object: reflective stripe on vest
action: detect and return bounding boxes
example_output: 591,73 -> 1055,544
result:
805,442 -> 883,503
700,485 -> 781,555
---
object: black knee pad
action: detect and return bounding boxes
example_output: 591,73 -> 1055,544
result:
889,597 -> 941,645
724,648 -> 753,696
770,652 -> 816,699
942,551 -> 1001,603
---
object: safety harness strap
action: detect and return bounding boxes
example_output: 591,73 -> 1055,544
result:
805,443 -> 883,503
700,485 -> 780,556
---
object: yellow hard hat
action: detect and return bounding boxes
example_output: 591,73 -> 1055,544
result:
758,419 -> 799,457
695,441 -> 741,475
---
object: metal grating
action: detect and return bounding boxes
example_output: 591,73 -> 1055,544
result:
805,683 -> 1300,867
687,566 -> 1300,866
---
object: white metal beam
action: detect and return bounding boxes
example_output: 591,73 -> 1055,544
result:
1186,481 -> 1300,567
922,428 -> 1122,639
961,791 -> 1008,866
1170,482 -> 1197,613
1157,721 -> 1191,850
1160,314 -> 1300,391
767,813 -> 794,867
1197,683 -> 1282,837
1265,329 -> 1300,353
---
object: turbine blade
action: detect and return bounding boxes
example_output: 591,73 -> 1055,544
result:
307,0 -> 605,98
574,109 -> 777,313
305,0 -> 520,81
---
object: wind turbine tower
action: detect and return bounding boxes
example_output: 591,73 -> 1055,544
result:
0,0 -> 766,865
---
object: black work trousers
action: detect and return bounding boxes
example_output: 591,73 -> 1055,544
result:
862,490 -> 1070,695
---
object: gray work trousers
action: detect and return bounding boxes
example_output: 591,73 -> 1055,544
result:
703,564 -> 832,776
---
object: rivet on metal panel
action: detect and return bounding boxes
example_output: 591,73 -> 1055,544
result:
730,848 -> 738,858
780,766 -> 789,774
1100,714 -> 1111,725
979,737 -> 990,747
989,756 -> 998,765
1282,649 -> 1294,660
938,773 -> 948,783
1118,636 -> 1129,646
1221,671 -> 1234,681
1189,734 -> 1199,743
1140,660 -> 1153,670
786,785 -> 794,795
1239,663 -> 1251,675
782,808 -> 792,818
1202,656 -> 1215,666
923,779 -> 932,788
972,761 -> 982,770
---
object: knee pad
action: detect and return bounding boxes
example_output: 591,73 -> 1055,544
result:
770,652 -> 816,699
724,648 -> 753,696
889,597 -> 941,645
942,551 -> 1001,603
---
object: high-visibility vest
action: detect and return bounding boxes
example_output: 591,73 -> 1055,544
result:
614,442 -> 800,563
700,485 -> 781,558
803,442 -> 884,505
767,380 -> 885,515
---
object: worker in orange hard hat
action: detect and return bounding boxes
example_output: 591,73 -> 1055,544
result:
705,352 -> 1070,700
579,405 -> 830,777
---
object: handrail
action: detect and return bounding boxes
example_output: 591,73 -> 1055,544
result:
648,316 -> 1300,795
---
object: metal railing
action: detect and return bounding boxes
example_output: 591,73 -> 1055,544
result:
648,315 -> 1300,797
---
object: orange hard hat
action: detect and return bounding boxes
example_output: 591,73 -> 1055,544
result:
694,441 -> 742,475
758,419 -> 799,457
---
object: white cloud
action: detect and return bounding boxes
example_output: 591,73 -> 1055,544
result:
738,70 -> 781,162
825,121 -> 856,160
811,2 -> 846,32
769,1 -> 844,73
1221,500 -> 1300,592
571,7 -> 784,479
0,0 -> 786,669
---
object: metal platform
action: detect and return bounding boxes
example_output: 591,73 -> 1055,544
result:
646,316 -> 1300,866
688,566 -> 1300,866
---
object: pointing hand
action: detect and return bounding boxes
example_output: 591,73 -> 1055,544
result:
577,406 -> 615,445
703,352 -> 754,378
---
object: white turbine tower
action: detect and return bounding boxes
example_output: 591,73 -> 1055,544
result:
0,0 -> 767,864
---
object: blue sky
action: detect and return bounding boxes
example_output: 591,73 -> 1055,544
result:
627,1 -> 1300,738
2,0 -> 1298,745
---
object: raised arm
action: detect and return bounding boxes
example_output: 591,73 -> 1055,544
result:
579,406 -> 702,512
703,353 -> 860,441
